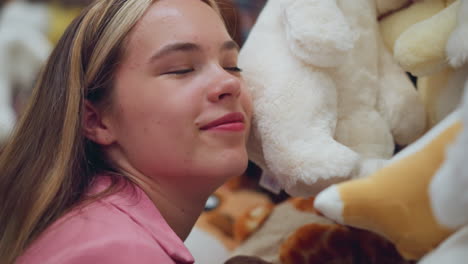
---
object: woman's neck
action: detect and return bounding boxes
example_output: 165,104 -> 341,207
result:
141,180 -> 207,240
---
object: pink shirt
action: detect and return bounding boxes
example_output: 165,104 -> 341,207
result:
17,177 -> 194,264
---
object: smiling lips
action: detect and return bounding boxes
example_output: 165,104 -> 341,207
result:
200,112 -> 245,131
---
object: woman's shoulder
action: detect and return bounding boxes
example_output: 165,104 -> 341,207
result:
17,177 -> 193,264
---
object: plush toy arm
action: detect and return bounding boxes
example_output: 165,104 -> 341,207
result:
282,0 -> 356,67
446,0 -> 468,68
250,70 -> 359,196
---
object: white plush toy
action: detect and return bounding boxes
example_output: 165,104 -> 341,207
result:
0,0 -> 52,144
239,0 -> 426,196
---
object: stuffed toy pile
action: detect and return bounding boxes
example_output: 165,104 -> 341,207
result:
238,0 -> 426,197
224,0 -> 468,263
315,1 -> 468,262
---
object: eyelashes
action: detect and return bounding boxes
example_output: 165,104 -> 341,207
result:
224,66 -> 242,73
163,66 -> 243,76
165,69 -> 194,75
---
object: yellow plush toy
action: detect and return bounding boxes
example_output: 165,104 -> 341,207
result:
314,25 -> 468,261
379,0 -> 466,128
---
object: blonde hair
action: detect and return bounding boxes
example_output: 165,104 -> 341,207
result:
0,0 -> 220,263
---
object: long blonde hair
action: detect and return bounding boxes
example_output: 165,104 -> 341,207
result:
0,0 -> 220,263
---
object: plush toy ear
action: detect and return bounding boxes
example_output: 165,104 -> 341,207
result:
282,0 -> 356,67
315,108 -> 463,260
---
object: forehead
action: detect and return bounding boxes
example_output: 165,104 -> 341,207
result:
126,0 -> 229,53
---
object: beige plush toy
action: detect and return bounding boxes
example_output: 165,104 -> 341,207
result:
315,14 -> 468,261
239,0 -> 426,196
379,0 -> 467,128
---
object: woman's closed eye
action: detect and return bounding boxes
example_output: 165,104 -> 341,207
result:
163,66 -> 242,75
224,66 -> 242,73
163,68 -> 194,75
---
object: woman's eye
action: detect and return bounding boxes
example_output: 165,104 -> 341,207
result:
224,66 -> 242,72
164,68 -> 194,75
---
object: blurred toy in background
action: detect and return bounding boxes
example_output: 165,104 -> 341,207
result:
239,0 -> 426,197
0,0 -> 51,145
0,0 -> 90,146
185,167 -> 275,264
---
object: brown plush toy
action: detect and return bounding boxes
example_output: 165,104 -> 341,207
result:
229,197 -> 414,264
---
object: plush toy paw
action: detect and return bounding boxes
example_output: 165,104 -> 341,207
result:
393,1 -> 459,76
267,137 -> 360,197
446,0 -> 468,68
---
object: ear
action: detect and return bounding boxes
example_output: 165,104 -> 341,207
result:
82,100 -> 116,146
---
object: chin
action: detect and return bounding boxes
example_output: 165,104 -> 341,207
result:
204,149 -> 249,182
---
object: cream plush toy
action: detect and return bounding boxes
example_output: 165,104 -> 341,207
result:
239,0 -> 426,196
380,0 -> 467,128
315,9 -> 468,261
0,0 -> 52,144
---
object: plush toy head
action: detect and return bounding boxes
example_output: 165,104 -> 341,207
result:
315,42 -> 468,261
239,0 -> 426,196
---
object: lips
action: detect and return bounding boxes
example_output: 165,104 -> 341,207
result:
200,112 -> 245,130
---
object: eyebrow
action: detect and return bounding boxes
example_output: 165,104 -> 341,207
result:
148,40 -> 240,64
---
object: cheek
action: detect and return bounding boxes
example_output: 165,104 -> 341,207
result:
115,93 -> 198,152
241,91 -> 253,122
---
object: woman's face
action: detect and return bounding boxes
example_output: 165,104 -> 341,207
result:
104,0 -> 252,189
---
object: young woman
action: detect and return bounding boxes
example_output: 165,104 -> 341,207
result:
0,0 -> 252,263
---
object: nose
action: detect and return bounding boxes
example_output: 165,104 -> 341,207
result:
207,70 -> 242,103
